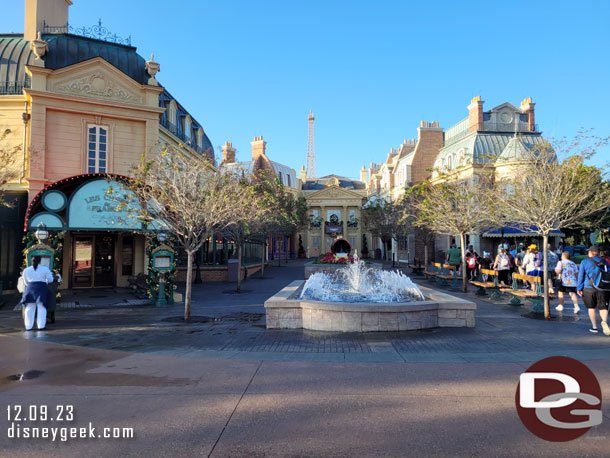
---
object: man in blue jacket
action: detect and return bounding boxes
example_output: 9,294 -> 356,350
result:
577,245 -> 610,335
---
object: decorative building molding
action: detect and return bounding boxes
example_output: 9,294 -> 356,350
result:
52,71 -> 143,104
145,54 -> 160,86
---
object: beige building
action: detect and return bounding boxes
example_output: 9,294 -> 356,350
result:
0,0 -> 214,291
368,96 -> 545,262
297,171 -> 368,258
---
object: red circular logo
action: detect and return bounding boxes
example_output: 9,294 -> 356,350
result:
515,356 -> 602,441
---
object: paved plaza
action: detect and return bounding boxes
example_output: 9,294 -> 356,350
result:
1,260 -> 609,457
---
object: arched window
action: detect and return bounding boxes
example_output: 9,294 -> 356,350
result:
168,101 -> 177,126
447,155 -> 453,170
196,128 -> 203,148
184,116 -> 191,140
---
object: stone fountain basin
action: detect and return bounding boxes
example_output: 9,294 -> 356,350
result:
265,280 -> 476,332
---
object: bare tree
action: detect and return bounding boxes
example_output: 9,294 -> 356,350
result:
495,135 -> 610,318
361,198 -> 405,261
409,175 -> 498,292
223,175 -> 265,293
0,129 -> 22,206
128,147 -> 249,320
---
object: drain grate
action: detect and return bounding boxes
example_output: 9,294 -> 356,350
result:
6,370 -> 44,381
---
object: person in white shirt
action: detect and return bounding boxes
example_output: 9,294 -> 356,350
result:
19,256 -> 54,331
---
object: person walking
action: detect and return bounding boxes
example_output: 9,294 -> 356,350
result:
577,245 -> 610,335
493,248 -> 511,286
466,251 -> 478,281
20,256 -> 54,331
547,244 -> 558,295
555,252 -> 580,313
523,244 -> 543,291
446,244 -> 461,274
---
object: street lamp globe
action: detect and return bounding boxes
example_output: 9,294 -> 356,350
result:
157,230 -> 168,243
35,222 -> 49,244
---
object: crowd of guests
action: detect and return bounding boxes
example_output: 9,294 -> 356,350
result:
446,241 -> 610,335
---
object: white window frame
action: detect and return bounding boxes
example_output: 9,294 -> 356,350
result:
87,124 -> 108,173
196,128 -> 203,148
184,116 -> 191,140
168,101 -> 177,126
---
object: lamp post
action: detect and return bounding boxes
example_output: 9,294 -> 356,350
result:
155,230 -> 168,307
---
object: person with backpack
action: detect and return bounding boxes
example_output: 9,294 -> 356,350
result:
523,244 -> 543,291
577,245 -> 610,335
555,251 -> 580,313
19,255 -> 54,331
466,252 -> 479,281
493,248 -> 511,286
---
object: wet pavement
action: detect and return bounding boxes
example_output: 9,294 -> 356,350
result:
1,259 -> 608,364
2,259 -> 610,457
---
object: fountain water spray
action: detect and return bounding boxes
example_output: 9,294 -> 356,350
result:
301,253 -> 424,303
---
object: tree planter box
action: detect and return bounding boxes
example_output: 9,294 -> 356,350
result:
304,261 -> 382,279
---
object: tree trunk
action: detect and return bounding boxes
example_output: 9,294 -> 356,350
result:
184,250 -> 193,321
460,233 -> 467,292
236,240 -> 243,293
542,234 -> 550,319
278,238 -> 281,267
260,240 -> 266,279
424,244 -> 428,268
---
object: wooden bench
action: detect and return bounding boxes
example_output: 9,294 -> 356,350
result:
470,269 -> 503,299
504,273 -> 556,308
424,262 -> 440,280
425,263 -> 462,288
407,258 -> 424,274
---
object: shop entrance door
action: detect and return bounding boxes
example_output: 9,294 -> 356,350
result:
72,236 -> 93,287
72,235 -> 115,288
94,235 -> 115,287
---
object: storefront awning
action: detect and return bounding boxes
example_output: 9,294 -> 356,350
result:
482,226 -> 565,238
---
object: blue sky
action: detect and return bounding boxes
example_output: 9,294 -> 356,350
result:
3,0 -> 609,178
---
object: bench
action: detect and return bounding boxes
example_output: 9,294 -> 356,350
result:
504,273 -> 556,309
424,262 -> 440,280
407,258 -> 424,275
425,262 -> 462,288
470,269 -> 503,299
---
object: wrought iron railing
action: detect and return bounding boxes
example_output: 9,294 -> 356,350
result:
0,81 -> 28,95
483,121 -> 539,133
160,117 -> 213,159
347,220 -> 358,228
42,20 -> 132,46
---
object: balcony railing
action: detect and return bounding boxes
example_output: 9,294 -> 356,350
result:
483,121 -> 539,133
0,81 -> 28,95
347,220 -> 358,229
160,117 -> 212,160
42,20 -> 132,46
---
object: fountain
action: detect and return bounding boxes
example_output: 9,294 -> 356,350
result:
265,254 -> 477,332
301,254 -> 425,303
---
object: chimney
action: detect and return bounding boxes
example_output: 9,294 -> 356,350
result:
251,135 -> 267,162
520,97 -> 536,132
467,95 -> 485,133
360,165 -> 367,183
220,141 -> 235,164
410,120 -> 444,183
25,0 -> 72,42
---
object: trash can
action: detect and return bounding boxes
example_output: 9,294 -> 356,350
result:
227,259 -> 239,282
